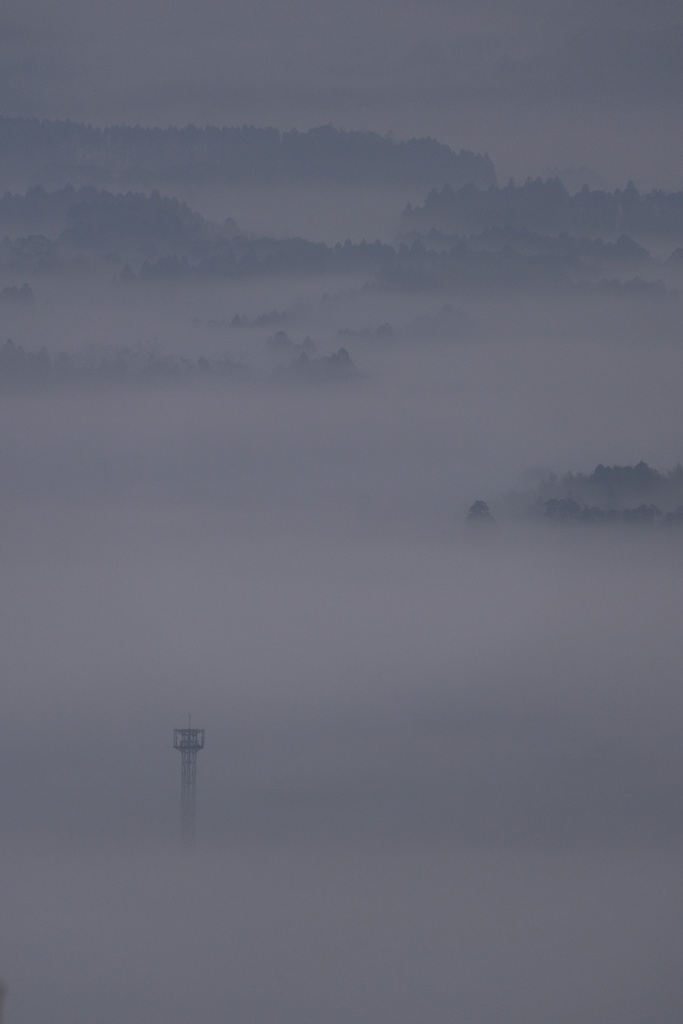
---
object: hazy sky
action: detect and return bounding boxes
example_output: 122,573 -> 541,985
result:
2,0 -> 683,185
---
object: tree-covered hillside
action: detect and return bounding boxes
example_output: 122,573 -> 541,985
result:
0,118 -> 496,190
403,179 -> 683,241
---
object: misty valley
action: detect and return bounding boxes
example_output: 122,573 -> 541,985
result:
2,117 -> 683,1024
1,123 -> 683,532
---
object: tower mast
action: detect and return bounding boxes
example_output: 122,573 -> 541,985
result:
173,718 -> 205,842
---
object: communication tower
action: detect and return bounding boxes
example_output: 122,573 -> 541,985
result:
173,718 -> 205,842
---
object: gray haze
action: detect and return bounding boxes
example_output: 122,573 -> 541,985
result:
1,5 -> 683,1024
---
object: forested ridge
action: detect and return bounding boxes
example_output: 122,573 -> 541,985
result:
0,118 -> 495,189
403,178 -> 683,240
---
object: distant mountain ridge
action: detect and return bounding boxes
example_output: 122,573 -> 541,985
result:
0,118 -> 496,191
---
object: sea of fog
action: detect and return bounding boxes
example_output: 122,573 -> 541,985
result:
1,275 -> 683,1023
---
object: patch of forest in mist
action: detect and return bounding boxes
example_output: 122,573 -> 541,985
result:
474,462 -> 683,530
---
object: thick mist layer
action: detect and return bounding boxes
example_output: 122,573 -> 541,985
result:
2,304 -> 683,1021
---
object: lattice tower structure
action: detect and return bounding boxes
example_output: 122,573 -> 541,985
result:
173,725 -> 205,842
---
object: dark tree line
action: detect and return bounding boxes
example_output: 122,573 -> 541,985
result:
0,337 -> 358,391
402,179 -> 683,241
476,464 -> 683,530
135,239 -> 662,293
527,463 -> 683,525
0,185 -> 212,253
403,225 -> 649,263
534,462 -> 683,508
0,118 -> 496,189
540,498 -> 667,525
0,337 -> 244,389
